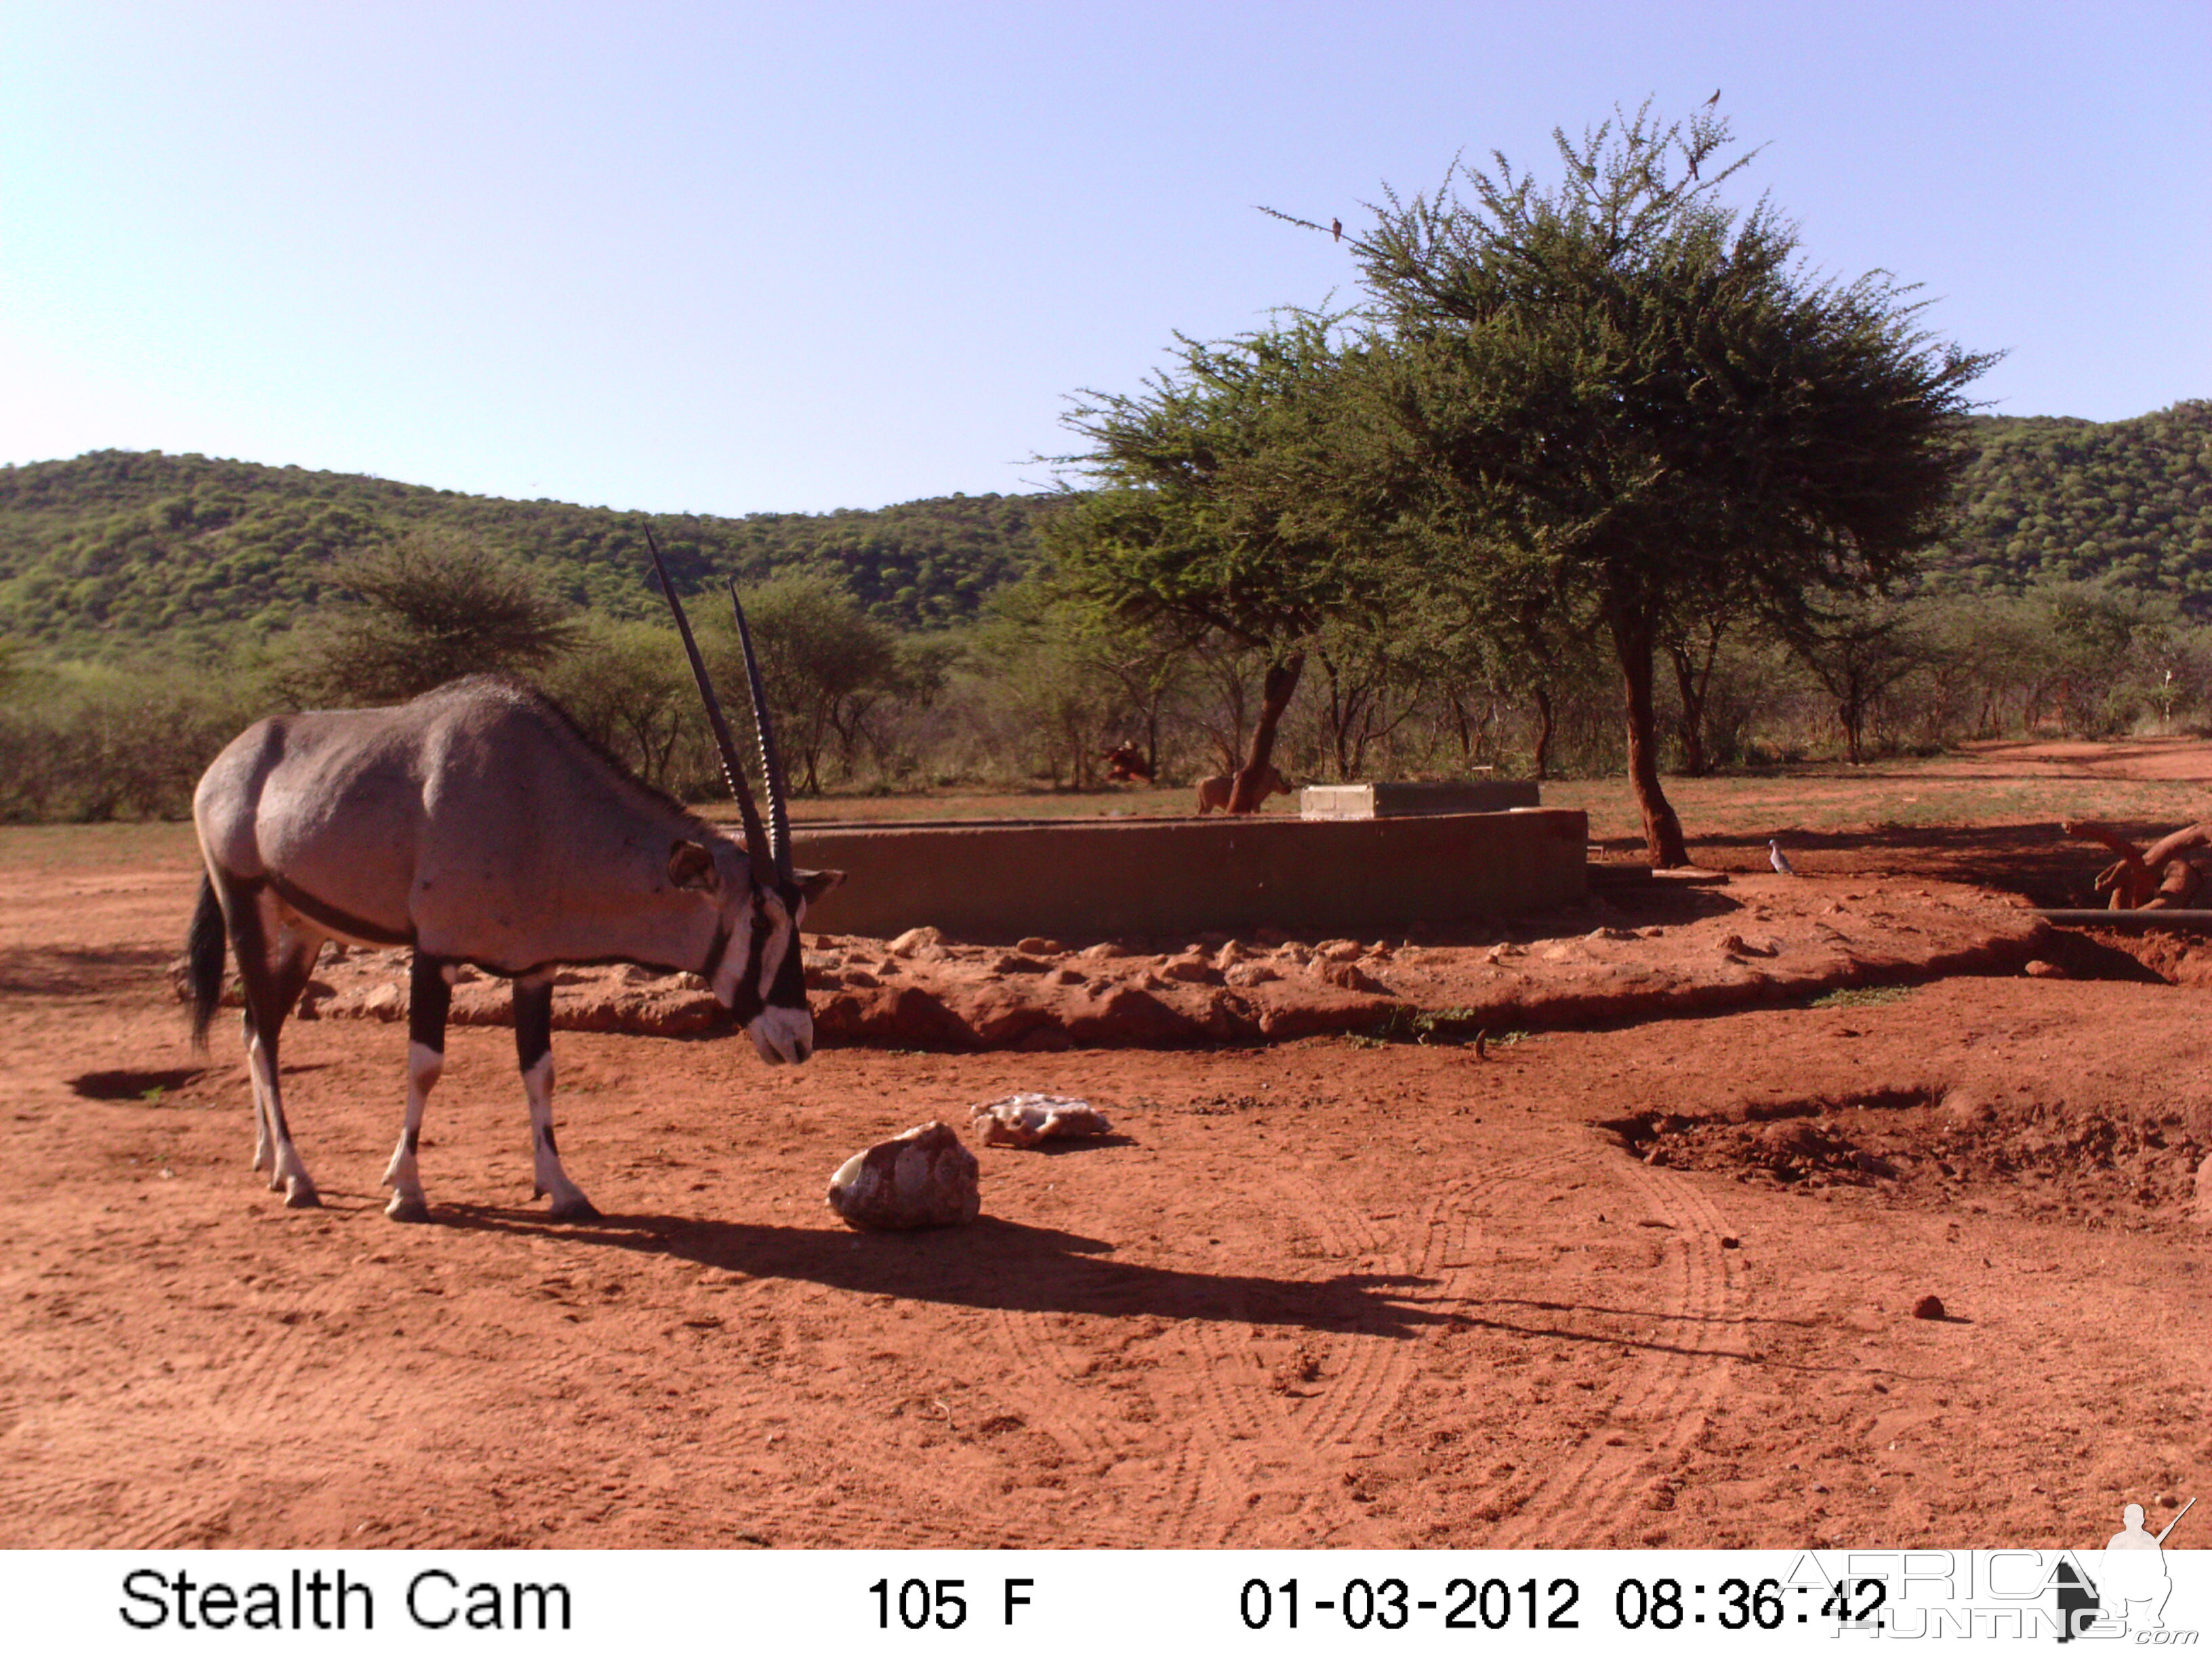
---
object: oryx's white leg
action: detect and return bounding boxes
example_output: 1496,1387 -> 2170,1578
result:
247,1019 -> 276,1174
245,1023 -> 315,1204
513,972 -> 597,1222
232,897 -> 324,1209
382,954 -> 453,1222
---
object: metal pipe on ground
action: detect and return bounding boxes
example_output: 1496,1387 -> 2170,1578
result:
2035,909 -> 2212,933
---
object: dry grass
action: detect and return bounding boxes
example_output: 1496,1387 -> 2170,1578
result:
12,742 -> 2209,880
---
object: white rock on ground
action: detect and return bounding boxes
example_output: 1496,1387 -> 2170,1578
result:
826,1122 -> 981,1230
971,1093 -> 1113,1149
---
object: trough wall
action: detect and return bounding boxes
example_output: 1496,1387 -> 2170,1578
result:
793,808 -> 1588,942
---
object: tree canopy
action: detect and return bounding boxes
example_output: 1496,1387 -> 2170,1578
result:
1047,319 -> 1395,807
1340,103 -> 1994,861
278,527 -> 580,706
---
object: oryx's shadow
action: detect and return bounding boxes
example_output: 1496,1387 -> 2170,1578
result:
434,1205 -> 1450,1338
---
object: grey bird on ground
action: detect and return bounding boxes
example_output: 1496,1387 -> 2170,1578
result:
1769,839 -> 1797,876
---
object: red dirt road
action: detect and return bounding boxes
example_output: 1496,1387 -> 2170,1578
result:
1,804 -> 2207,1549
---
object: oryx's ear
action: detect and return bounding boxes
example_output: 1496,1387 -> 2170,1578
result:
796,867 -> 844,905
668,840 -> 720,893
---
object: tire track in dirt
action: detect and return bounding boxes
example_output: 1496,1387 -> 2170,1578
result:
1168,1144 -> 1582,1545
982,1154 -> 1443,1546
14,1233 -> 441,1547
984,1305 -> 1204,1548
1486,1145 -> 1746,1547
1180,1313 -> 1355,1546
1288,1149 -> 1555,1453
1164,1148 -> 1465,1546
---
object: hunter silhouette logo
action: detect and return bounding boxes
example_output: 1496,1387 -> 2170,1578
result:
2057,1496 -> 2196,1641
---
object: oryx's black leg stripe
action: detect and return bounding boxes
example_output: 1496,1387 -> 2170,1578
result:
513,975 -> 554,1073
221,874 -> 323,1204
409,953 -> 453,1054
540,1122 -> 558,1155
225,882 -> 287,1081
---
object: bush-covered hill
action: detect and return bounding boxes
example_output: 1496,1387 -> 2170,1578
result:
1932,400 -> 2212,605
0,449 -> 1059,654
4,401 -> 2209,655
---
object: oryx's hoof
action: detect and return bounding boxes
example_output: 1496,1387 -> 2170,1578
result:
384,1192 -> 430,1223
548,1194 -> 602,1223
283,1178 -> 321,1209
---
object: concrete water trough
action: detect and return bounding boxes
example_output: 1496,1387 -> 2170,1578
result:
793,807 -> 1589,943
1299,779 -> 1542,817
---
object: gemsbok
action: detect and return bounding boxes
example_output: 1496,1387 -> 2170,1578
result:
1194,764 -> 1292,815
186,535 -> 841,1221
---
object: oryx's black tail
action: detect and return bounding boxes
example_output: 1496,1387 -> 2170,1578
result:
187,872 -> 228,1050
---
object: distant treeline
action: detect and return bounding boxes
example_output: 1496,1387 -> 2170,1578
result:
1933,402 -> 2212,602
0,449 -> 1059,654
2,403 -> 2211,824
3,401 -> 2208,658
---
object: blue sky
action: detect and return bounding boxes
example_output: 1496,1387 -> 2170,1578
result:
2,1 -> 2205,515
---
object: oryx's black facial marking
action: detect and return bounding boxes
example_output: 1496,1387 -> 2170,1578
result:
723,890 -> 771,1026
409,954 -> 453,1054
699,916 -> 733,987
765,881 -> 810,1011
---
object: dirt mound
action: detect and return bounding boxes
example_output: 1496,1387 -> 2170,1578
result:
176,874 -> 2052,1050
2082,927 -> 2212,987
1605,1085 -> 2208,1231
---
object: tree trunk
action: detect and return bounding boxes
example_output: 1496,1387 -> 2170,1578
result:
1839,670 -> 1866,765
1530,683 -> 1555,782
1614,613 -> 1689,867
1666,630 -> 1719,777
1229,653 -> 1305,813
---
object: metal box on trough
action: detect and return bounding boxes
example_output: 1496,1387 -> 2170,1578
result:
1299,780 -> 1541,819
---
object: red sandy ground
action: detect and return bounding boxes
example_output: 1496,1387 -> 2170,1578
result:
1,749 -> 2207,1550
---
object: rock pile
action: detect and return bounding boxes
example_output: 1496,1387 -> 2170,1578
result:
170,874 -> 2048,1052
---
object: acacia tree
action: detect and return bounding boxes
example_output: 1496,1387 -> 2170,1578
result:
1343,103 -> 1992,863
1790,596 -> 1923,763
542,617 -> 698,788
1048,319 -> 1392,812
969,580 -> 1124,789
715,569 -> 901,795
1068,609 -> 1195,783
1663,596 -> 1761,777
280,526 -> 579,706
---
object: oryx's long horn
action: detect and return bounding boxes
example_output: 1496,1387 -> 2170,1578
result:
643,529 -> 772,863
726,579 -> 792,880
